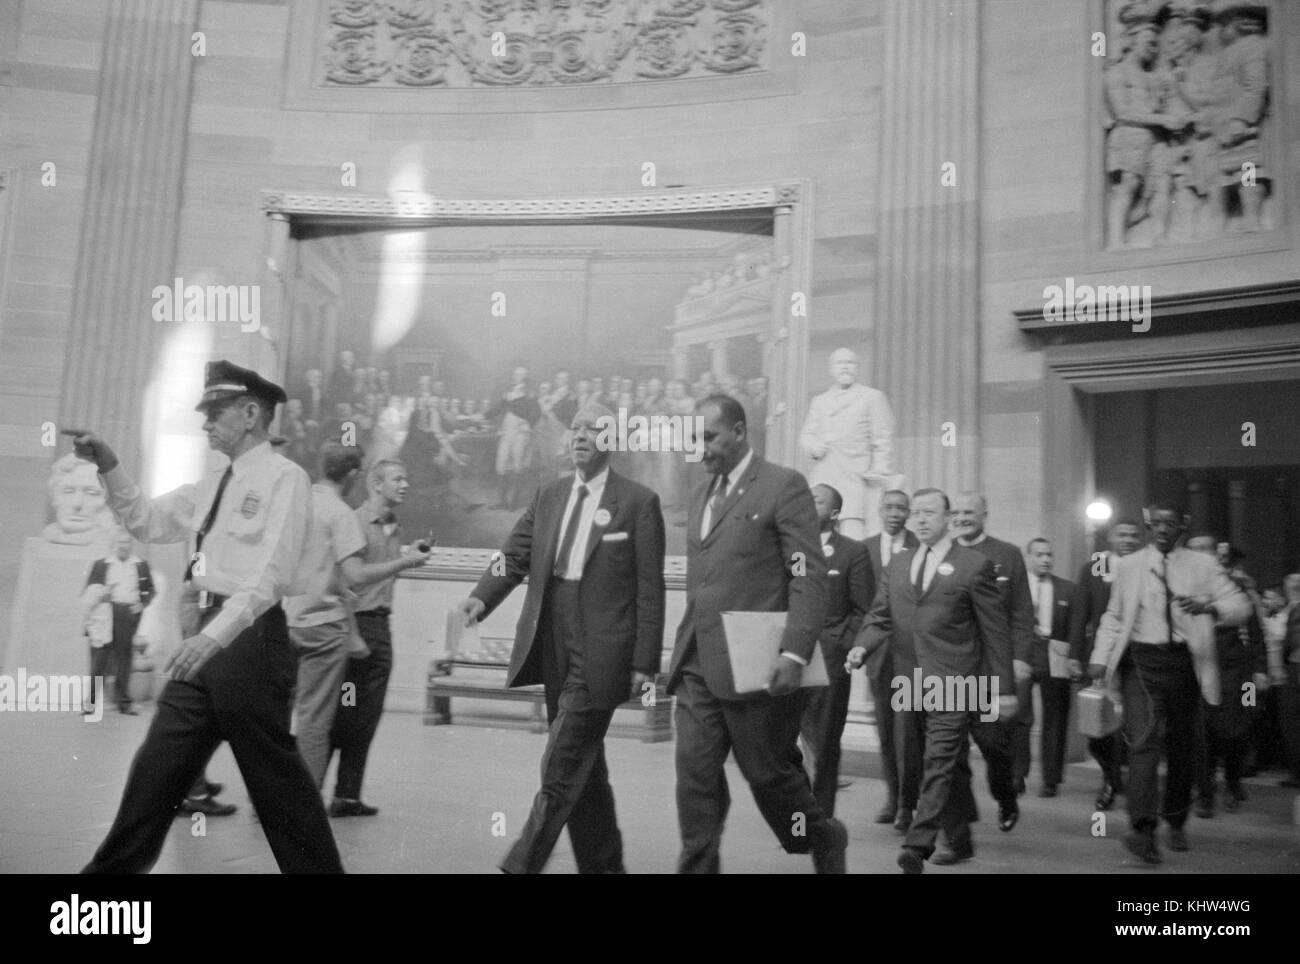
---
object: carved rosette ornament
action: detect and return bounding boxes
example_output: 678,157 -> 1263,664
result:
699,11 -> 764,72
317,0 -> 770,88
324,28 -> 389,84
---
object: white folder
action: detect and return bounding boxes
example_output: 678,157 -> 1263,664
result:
721,611 -> 829,693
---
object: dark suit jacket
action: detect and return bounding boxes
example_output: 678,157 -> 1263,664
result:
855,542 -> 1014,696
471,469 -> 666,710
865,529 -> 921,582
1068,559 -> 1114,665
85,557 -> 155,609
862,530 -> 920,681
819,532 -> 874,676
1027,573 -> 1077,676
667,455 -> 827,702
959,534 -> 1036,667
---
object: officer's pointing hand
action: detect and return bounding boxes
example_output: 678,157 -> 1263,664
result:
61,428 -> 119,473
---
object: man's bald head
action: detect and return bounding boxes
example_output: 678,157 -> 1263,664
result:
570,402 -> 615,479
951,491 -> 989,540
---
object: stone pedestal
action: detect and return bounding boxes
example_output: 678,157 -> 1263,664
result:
5,538 -> 109,677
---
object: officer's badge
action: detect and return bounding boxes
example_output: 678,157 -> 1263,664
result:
240,491 -> 261,518
593,508 -> 611,527
823,543 -> 835,558
937,562 -> 955,576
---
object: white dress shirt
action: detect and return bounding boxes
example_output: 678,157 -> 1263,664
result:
880,530 -> 906,567
555,467 -> 609,579
910,534 -> 953,593
1030,574 -> 1053,636
701,448 -> 754,539
102,440 -> 312,648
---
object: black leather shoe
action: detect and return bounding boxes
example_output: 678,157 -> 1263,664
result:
204,780 -> 224,797
178,795 -> 237,817
329,798 -> 379,817
118,705 -> 138,716
931,841 -> 974,865
998,801 -> 1019,832
1039,784 -> 1058,798
1168,826 -> 1189,852
874,804 -> 896,824
1095,782 -> 1117,811
1195,798 -> 1214,819
1123,830 -> 1161,865
1279,777 -> 1300,788
897,847 -> 924,875
893,808 -> 913,833
811,818 -> 848,875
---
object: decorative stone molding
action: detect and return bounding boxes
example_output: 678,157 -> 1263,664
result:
262,183 -> 794,220
315,0 -> 770,89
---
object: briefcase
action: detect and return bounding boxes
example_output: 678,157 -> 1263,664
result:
1076,682 -> 1122,738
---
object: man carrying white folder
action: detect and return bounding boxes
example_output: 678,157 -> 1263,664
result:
666,394 -> 845,874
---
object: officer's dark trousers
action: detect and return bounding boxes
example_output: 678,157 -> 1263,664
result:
82,605 -> 343,874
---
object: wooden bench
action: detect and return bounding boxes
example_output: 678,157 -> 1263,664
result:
425,630 -> 673,742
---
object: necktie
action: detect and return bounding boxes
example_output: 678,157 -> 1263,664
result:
706,473 -> 729,534
1038,576 -> 1051,634
553,484 -> 589,578
184,465 -> 233,583
1163,553 -> 1174,643
913,545 -> 929,596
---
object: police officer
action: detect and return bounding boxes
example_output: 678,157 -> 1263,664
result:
69,360 -> 343,874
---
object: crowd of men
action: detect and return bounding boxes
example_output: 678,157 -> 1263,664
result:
62,354 -> 1300,875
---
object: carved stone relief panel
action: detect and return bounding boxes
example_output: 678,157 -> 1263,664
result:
317,0 -> 770,88
1101,1 -> 1276,249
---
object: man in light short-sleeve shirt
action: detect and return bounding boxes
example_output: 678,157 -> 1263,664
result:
285,443 -> 429,787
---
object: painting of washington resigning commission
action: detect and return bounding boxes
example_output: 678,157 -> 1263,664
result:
281,216 -> 778,555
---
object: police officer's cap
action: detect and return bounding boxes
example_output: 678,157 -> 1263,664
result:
195,360 -> 288,414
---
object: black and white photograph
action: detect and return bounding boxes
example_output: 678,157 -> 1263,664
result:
0,0 -> 1296,915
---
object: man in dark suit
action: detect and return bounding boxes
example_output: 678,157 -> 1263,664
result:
951,492 -> 1036,835
862,488 -> 921,828
1024,538 -> 1079,797
668,394 -> 845,874
1068,519 -> 1142,810
83,529 -> 156,715
799,484 -> 874,817
1276,574 -> 1300,788
458,402 -> 666,874
849,487 -> 1016,873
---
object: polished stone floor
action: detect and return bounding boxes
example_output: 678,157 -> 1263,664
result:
1,701 -> 1297,874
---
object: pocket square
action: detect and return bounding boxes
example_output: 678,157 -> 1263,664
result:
828,569 -> 841,576
601,532 -> 629,542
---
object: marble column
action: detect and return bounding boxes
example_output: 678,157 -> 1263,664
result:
57,0 -> 201,479
873,0 -> 980,496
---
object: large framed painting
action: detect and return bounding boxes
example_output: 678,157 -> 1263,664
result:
261,181 -> 812,556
